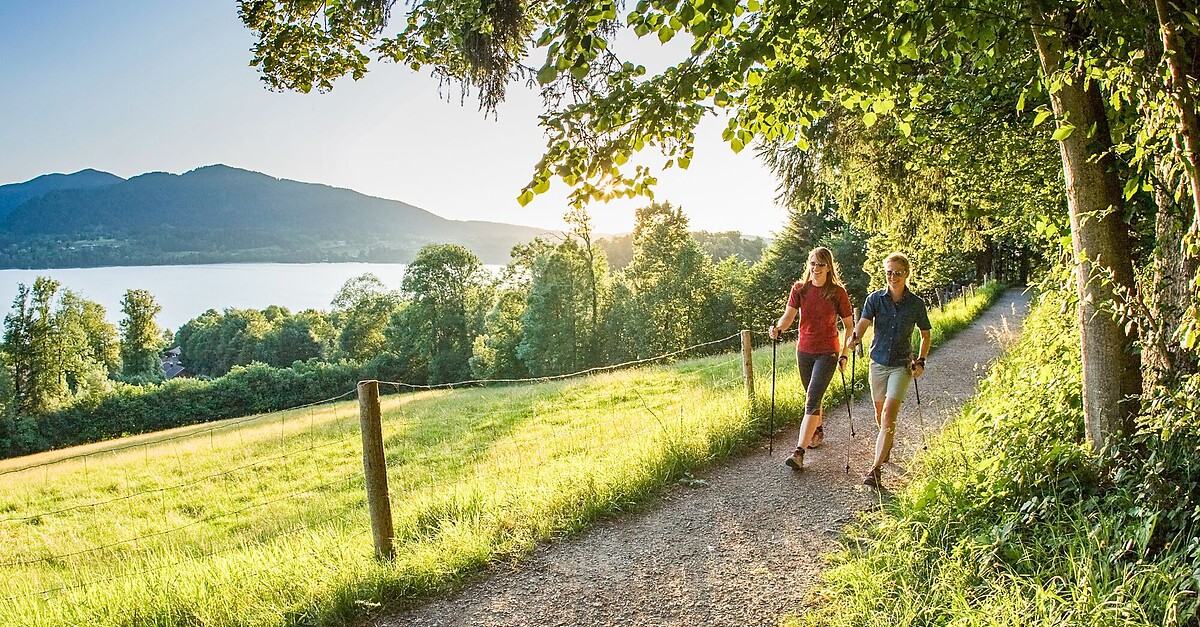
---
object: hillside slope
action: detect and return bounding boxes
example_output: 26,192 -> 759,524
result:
0,165 -> 553,266
0,169 -> 124,220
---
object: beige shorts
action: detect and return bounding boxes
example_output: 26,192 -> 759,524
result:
869,362 -> 913,403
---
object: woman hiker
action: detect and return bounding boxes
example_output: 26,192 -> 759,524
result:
768,246 -> 854,471
846,252 -> 931,488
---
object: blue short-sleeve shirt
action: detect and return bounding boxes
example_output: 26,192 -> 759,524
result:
860,288 -> 932,367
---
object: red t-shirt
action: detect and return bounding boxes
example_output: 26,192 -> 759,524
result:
787,281 -> 853,354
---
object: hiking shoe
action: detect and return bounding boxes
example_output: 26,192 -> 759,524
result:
862,466 -> 882,488
808,425 -> 825,449
785,447 -> 805,471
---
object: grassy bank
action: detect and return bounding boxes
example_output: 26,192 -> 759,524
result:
799,289 -> 1200,627
0,285 -> 1002,627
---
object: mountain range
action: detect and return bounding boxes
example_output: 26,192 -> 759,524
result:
0,165 -> 556,267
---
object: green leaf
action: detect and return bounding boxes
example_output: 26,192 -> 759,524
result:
517,190 -> 535,206
1033,109 -> 1052,127
537,64 -> 558,84
1123,177 -> 1139,200
658,27 -> 675,43
1051,124 -> 1075,141
863,111 -> 878,127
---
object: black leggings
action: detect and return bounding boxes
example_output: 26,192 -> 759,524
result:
796,351 -> 838,416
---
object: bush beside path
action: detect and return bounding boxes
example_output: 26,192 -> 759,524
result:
373,288 -> 1032,627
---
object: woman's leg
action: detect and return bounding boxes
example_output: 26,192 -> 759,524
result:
872,397 -> 902,468
788,352 -> 819,469
801,353 -> 837,448
869,362 -> 887,427
866,365 -> 912,484
794,352 -> 816,449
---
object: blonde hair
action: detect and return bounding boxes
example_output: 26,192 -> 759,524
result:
800,246 -> 845,299
883,252 -> 912,282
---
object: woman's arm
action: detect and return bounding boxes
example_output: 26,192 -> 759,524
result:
837,315 -> 854,370
770,306 -> 799,339
912,328 -> 932,377
838,316 -> 854,357
848,316 -> 871,351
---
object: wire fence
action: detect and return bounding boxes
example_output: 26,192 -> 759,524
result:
1,284 -> 993,608
0,389 -> 358,479
0,329 -> 765,605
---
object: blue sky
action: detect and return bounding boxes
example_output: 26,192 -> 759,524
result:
0,2 -> 786,236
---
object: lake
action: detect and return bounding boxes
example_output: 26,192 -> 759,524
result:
0,263 -> 420,331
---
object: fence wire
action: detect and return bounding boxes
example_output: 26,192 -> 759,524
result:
0,389 -> 358,479
0,330 -> 756,604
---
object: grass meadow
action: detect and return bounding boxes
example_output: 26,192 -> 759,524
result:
0,285 -> 1001,627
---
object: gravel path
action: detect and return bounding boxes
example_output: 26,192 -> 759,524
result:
371,289 -> 1031,627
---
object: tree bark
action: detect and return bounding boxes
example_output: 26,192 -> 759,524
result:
1154,0 -> 1200,227
1028,4 -> 1143,450
1144,170 -> 1200,393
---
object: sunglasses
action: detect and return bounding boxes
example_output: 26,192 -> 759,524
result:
808,261 -> 828,267
885,270 -> 908,277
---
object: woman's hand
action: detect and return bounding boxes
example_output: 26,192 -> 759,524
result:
768,325 -> 779,341
838,354 -> 848,372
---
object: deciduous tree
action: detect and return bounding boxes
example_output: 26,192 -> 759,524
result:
238,0 -> 1200,449
119,289 -> 164,381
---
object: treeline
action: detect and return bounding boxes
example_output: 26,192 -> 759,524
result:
171,203 -> 864,384
0,232 -> 424,269
0,201 -> 992,458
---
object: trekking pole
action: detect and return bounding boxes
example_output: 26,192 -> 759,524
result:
849,333 -> 857,439
842,333 -> 857,474
912,368 -> 927,451
769,331 -> 777,457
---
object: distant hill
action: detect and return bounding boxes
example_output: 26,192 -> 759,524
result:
0,165 -> 555,267
0,169 -> 124,220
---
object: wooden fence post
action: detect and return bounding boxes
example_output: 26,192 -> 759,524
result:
740,330 -> 754,404
357,380 -> 395,561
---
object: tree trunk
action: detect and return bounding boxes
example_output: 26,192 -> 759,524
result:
1154,0 -> 1200,227
1144,163 -> 1200,393
1029,4 -> 1143,450
975,238 -> 994,283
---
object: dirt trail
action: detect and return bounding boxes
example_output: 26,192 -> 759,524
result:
372,289 -> 1031,627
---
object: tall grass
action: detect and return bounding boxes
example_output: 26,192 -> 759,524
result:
798,288 -> 1200,627
0,285 -> 1002,627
